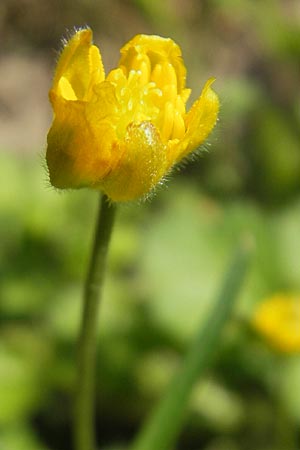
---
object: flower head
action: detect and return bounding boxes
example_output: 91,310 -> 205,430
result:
46,28 -> 219,201
252,294 -> 300,353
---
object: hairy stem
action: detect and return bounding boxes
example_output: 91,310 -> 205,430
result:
74,194 -> 116,450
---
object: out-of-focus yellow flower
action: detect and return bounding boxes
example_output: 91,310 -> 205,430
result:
252,294 -> 300,353
46,28 -> 219,201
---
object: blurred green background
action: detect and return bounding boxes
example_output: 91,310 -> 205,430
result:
1,0 -> 300,449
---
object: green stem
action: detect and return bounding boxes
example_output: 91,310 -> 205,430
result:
74,194 -> 117,450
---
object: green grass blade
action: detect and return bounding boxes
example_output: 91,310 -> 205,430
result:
130,241 -> 252,450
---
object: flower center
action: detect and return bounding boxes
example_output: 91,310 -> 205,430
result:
107,54 -> 189,142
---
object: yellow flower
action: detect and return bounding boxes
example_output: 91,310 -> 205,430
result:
46,28 -> 219,201
252,294 -> 300,353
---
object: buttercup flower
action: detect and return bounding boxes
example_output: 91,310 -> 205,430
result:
46,28 -> 219,201
253,294 -> 300,353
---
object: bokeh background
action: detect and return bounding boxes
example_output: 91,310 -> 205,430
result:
1,1 -> 300,449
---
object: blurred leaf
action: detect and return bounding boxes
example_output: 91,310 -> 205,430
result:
279,357 -> 300,424
0,328 -> 51,424
204,437 -> 240,450
191,378 -> 245,432
0,424 -> 48,450
248,105 -> 300,202
273,200 -> 300,289
131,243 -> 250,450
140,187 -> 277,341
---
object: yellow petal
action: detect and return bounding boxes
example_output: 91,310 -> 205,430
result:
52,28 -> 105,101
100,121 -> 168,201
47,82 -> 119,189
173,78 -> 219,162
57,76 -> 77,101
118,34 -> 187,95
253,294 -> 300,353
